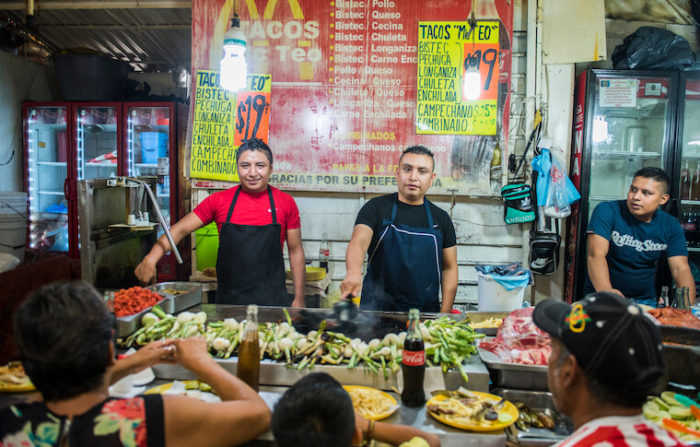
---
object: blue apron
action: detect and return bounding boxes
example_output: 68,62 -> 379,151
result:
360,198 -> 443,312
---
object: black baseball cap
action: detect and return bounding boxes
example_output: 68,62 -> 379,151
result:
533,291 -> 665,395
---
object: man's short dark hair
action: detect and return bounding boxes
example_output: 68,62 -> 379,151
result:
633,167 -> 670,194
13,281 -> 114,402
237,138 -> 273,164
400,145 -> 435,171
271,372 -> 355,447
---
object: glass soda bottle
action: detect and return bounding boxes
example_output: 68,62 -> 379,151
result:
319,232 -> 330,272
237,304 -> 260,391
401,308 -> 426,407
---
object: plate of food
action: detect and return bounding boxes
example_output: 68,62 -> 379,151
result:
426,389 -> 518,432
0,362 -> 35,393
145,380 -> 221,403
343,385 -> 399,421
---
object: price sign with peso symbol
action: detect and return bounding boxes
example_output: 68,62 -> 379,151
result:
234,74 -> 272,148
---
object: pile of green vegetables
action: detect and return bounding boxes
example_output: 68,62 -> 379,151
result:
643,391 -> 700,441
122,306 -> 484,382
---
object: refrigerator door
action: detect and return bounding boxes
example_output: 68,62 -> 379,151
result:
24,105 -> 71,253
676,74 -> 700,269
587,73 -> 675,220
124,102 -> 177,280
75,104 -> 121,181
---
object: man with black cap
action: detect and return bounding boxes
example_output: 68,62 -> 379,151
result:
532,291 -> 686,447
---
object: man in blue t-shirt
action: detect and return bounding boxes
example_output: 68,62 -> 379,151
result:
584,167 -> 696,306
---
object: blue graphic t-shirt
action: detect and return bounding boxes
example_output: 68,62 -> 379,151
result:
583,200 -> 687,301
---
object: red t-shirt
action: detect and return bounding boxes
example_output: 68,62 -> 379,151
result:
193,185 -> 301,249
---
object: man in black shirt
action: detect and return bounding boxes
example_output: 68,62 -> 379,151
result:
340,146 -> 458,313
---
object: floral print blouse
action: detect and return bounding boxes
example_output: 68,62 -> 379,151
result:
0,395 -> 165,447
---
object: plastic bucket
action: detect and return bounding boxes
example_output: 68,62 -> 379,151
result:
0,192 -> 28,261
140,132 -> 168,163
195,223 -> 219,271
477,271 -> 525,312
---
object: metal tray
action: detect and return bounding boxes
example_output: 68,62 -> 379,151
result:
148,282 -> 202,314
478,347 -> 549,390
116,304 -> 159,338
493,388 -> 572,447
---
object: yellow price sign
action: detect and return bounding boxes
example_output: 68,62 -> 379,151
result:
416,21 -> 499,136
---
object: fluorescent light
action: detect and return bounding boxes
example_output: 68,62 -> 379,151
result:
463,67 -> 481,101
220,13 -> 247,92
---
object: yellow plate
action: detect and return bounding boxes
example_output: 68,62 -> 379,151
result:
426,391 -> 518,432
0,381 -> 35,393
145,380 -> 201,395
286,266 -> 327,281
343,385 -> 399,421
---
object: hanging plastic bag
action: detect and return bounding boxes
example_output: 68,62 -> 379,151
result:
544,153 -> 580,218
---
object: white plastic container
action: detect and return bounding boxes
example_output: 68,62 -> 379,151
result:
0,192 -> 27,262
477,272 -> 526,312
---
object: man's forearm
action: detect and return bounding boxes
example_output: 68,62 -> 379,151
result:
289,246 -> 306,299
587,255 -> 613,291
440,268 -> 457,312
671,266 -> 696,305
345,241 -> 366,278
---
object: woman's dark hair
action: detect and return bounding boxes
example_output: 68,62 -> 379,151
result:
271,372 -> 355,447
236,138 -> 273,164
13,281 -> 114,402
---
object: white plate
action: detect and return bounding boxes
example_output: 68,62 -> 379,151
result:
132,368 -> 155,386
109,385 -> 146,398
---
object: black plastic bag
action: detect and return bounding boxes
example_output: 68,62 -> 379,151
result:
611,26 -> 695,70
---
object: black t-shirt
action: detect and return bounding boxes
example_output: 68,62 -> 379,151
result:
355,193 -> 457,256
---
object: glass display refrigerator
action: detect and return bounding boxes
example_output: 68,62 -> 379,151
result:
673,72 -> 700,285
23,103 -> 75,257
22,101 -> 180,281
565,69 -> 680,302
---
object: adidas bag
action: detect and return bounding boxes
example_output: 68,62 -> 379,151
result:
501,183 -> 535,225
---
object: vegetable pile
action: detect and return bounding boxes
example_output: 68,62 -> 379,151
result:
113,287 -> 164,317
643,391 -> 700,441
123,308 -> 484,382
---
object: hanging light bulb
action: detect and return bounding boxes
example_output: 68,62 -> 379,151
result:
220,12 -> 247,92
463,66 -> 481,101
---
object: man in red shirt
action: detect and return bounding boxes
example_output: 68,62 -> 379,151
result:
532,292 -> 687,447
135,139 -> 306,307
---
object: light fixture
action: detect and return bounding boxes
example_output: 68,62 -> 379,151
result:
220,8 -> 248,92
462,14 -> 481,101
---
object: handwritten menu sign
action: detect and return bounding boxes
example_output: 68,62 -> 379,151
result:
192,0 -> 514,194
190,71 -> 271,181
416,21 -> 499,135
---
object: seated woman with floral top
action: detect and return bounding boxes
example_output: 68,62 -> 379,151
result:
0,281 -> 270,447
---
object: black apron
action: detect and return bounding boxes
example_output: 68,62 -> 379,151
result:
215,186 -> 288,306
360,197 -> 443,312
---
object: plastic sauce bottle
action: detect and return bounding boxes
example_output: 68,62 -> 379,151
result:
237,304 -> 260,391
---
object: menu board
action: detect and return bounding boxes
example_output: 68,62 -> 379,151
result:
191,0 -> 513,194
190,71 -> 271,181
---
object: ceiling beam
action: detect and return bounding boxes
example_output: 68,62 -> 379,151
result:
1,2 -> 192,10
45,24 -> 191,29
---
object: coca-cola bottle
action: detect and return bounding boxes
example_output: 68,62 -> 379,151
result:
681,161 -> 691,200
401,308 -> 426,407
237,304 -> 260,391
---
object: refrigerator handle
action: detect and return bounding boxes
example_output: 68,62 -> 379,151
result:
63,178 -> 71,200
